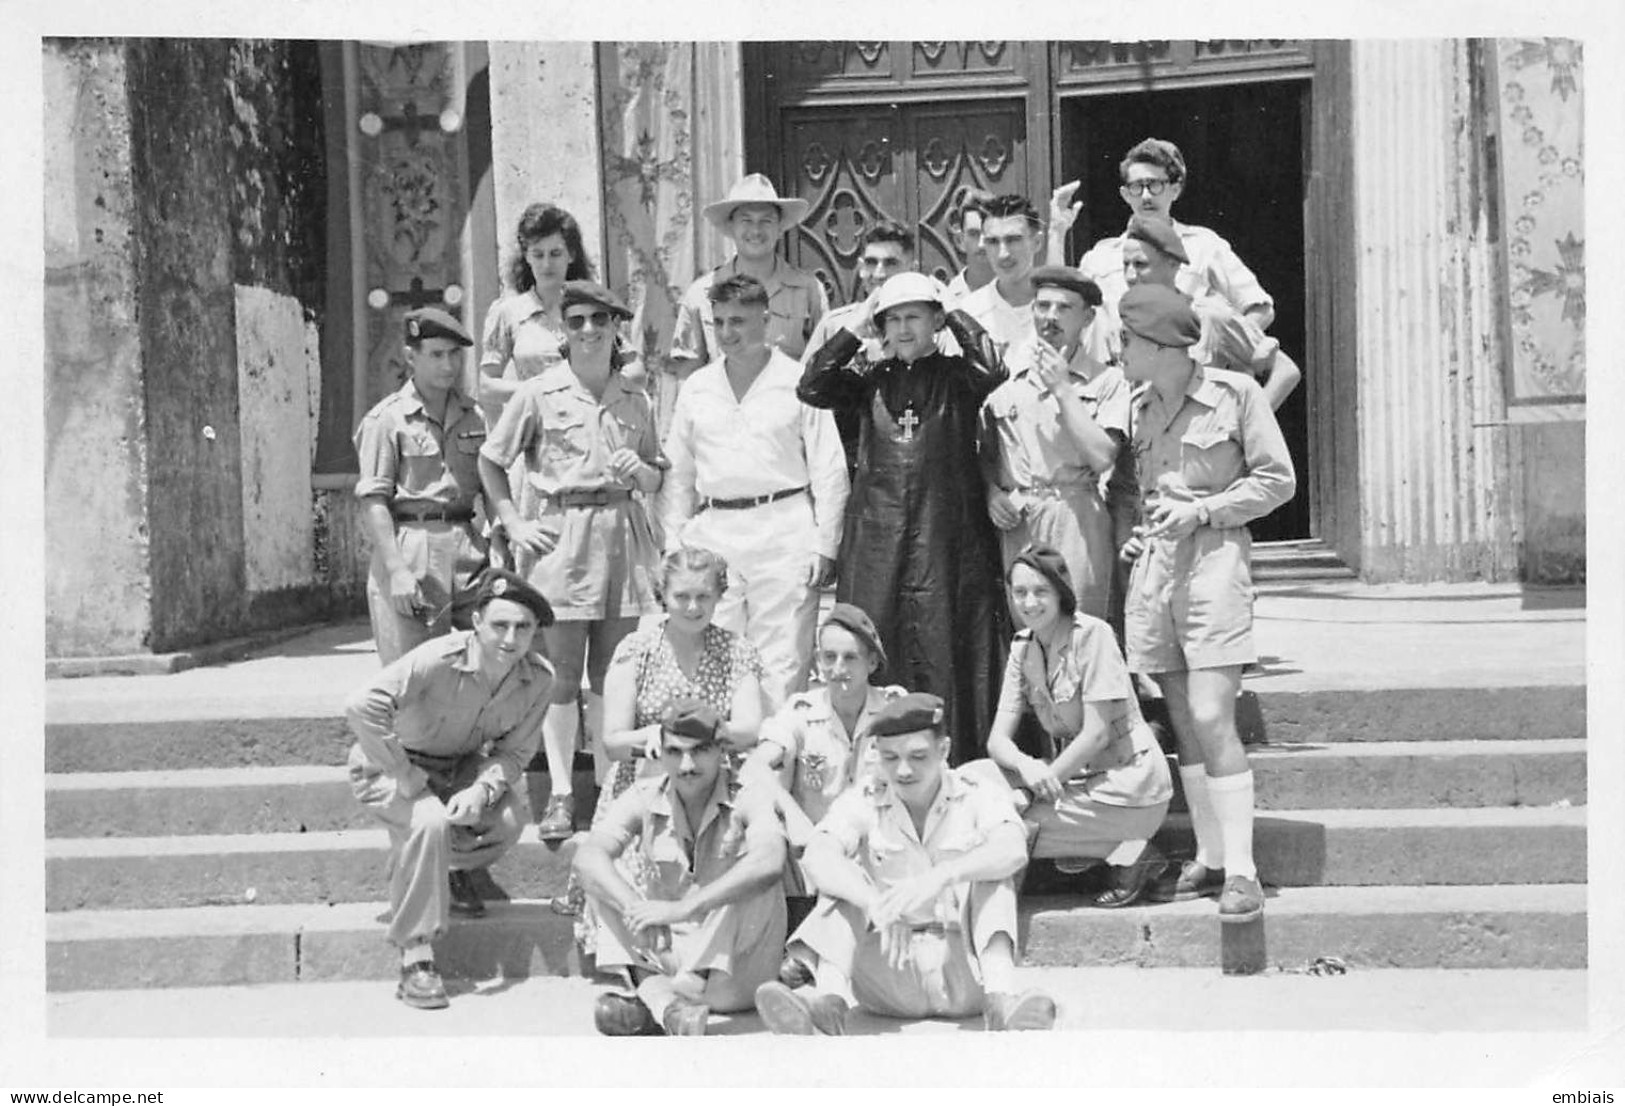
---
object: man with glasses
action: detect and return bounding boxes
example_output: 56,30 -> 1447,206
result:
668,173 -> 829,383
661,275 -> 850,708
1047,137 -> 1276,330
354,307 -> 491,665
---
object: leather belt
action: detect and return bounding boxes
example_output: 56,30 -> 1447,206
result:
698,485 -> 808,512
552,487 -> 633,509
393,505 -> 474,523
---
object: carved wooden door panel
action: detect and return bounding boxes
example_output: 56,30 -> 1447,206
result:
777,100 -> 1027,308
906,102 -> 1027,286
779,109 -> 904,307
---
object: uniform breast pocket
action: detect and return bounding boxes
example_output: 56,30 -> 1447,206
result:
1179,422 -> 1240,490
540,410 -> 589,466
399,434 -> 446,491
454,431 -> 486,456
646,833 -> 691,888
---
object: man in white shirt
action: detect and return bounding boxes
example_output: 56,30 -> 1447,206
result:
942,186 -> 995,307
661,275 -> 850,708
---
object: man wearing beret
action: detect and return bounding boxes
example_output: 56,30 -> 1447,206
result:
1121,213 -> 1302,412
980,266 -> 1133,627
1116,283 -> 1295,923
353,306 -> 492,665
668,172 -> 829,383
574,698 -> 789,1036
343,568 -> 557,1009
740,603 -> 907,948
1048,137 -> 1276,330
755,693 -> 1057,1034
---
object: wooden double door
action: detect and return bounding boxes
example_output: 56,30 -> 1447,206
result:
744,40 -> 1320,543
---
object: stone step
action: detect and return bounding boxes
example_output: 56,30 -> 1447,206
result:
45,883 -> 1586,991
44,739 -> 1587,839
46,767 -> 601,837
45,832 -> 580,912
44,804 -> 1585,913
43,683 -> 1585,774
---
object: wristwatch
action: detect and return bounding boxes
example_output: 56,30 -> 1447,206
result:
1195,499 -> 1211,527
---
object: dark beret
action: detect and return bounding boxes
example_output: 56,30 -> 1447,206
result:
1008,543 -> 1077,617
1029,266 -> 1103,307
561,280 -> 633,320
1119,284 -> 1202,349
1125,214 -> 1190,264
868,692 -> 947,738
472,568 -> 554,626
661,698 -> 723,743
821,602 -> 887,675
404,307 -> 473,346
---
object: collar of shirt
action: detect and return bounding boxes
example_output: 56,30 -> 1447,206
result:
442,629 -> 547,686
397,379 -> 476,424
804,684 -> 890,732
721,254 -> 796,298
1009,337 -> 1104,390
515,288 -> 562,324
647,772 -> 735,845
531,360 -> 638,407
1134,364 -> 1219,423
686,346 -> 800,404
872,765 -> 970,845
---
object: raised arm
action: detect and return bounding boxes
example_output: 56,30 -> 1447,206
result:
941,309 -> 1009,402
797,326 -> 873,410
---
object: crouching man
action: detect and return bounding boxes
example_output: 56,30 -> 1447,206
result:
574,699 -> 788,1036
755,693 -> 1057,1034
344,568 -> 556,1010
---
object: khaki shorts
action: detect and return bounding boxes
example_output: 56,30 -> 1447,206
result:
1125,526 -> 1256,673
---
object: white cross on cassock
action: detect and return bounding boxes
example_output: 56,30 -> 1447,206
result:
898,408 -> 920,442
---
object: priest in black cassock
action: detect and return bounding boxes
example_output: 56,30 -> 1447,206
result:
798,272 -> 1010,763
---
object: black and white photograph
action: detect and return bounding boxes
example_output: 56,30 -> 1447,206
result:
4,0 -> 1622,1097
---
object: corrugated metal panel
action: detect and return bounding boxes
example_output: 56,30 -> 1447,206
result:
1351,40 -> 1519,581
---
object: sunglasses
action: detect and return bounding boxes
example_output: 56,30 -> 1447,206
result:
1121,179 -> 1172,197
564,310 -> 613,331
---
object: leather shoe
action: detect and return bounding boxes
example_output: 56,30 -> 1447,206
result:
778,954 -> 815,990
594,992 -> 660,1036
537,794 -> 575,842
983,989 -> 1057,1031
1217,873 -> 1266,923
396,961 -> 449,1010
1092,843 -> 1166,909
661,997 -> 710,1037
1149,859 -> 1225,902
448,869 -> 485,917
755,981 -> 849,1036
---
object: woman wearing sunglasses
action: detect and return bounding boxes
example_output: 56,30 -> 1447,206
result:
478,280 -> 667,841
1046,137 -> 1276,332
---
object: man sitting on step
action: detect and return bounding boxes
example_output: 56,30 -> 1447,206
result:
575,699 -> 788,1036
344,568 -> 556,1010
755,693 -> 1057,1035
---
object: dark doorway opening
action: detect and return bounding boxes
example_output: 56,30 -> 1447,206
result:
1059,79 -> 1312,542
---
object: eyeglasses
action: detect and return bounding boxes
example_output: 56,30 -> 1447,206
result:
564,310 -> 612,331
1121,179 -> 1172,197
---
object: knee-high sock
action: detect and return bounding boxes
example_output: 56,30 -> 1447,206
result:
1179,764 -> 1224,870
1206,770 -> 1256,881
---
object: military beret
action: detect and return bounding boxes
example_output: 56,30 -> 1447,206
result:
561,280 -> 633,320
1119,283 -> 1202,348
661,698 -> 723,743
1029,266 -> 1104,307
403,307 -> 473,346
821,602 -> 888,675
868,692 -> 947,738
472,568 -> 554,626
1125,214 -> 1190,264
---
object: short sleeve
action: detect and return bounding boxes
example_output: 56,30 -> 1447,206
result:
759,702 -> 803,760
479,381 -> 541,469
481,300 -> 514,372
592,781 -> 650,852
1070,617 -> 1135,703
812,786 -> 871,855
964,774 -> 1023,833
352,411 -> 398,499
1092,370 -> 1132,437
730,634 -> 767,689
994,639 -> 1028,719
